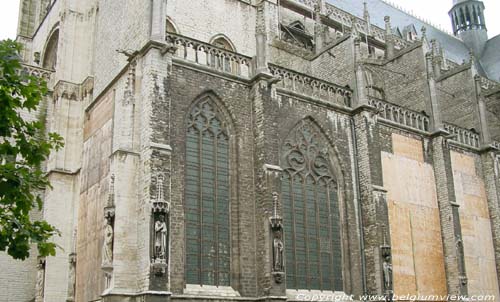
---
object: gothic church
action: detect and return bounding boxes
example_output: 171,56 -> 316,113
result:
2,0 -> 500,301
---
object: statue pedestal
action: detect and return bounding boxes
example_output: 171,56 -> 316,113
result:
272,272 -> 285,284
151,261 -> 167,276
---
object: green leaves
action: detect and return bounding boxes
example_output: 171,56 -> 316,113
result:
0,39 -> 63,260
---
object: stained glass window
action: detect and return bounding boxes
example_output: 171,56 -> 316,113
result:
185,99 -> 230,286
282,120 -> 343,291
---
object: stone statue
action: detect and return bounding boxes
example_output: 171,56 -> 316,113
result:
273,230 -> 284,272
102,217 -> 114,266
36,259 -> 45,301
154,214 -> 168,261
383,255 -> 393,290
67,254 -> 76,302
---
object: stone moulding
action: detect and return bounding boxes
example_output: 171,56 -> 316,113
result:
368,97 -> 430,132
166,32 -> 252,79
443,122 -> 480,149
269,64 -> 352,107
20,64 -> 53,80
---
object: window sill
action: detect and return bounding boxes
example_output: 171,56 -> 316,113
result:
184,284 -> 241,297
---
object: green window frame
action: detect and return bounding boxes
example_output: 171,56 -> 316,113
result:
282,121 -> 343,291
185,99 -> 231,286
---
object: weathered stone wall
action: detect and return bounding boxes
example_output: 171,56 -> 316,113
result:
382,133 -> 448,296
485,95 -> 500,141
167,0 -> 256,56
77,89 -> 114,302
437,69 -> 478,130
168,64 -> 256,296
311,37 -> 355,87
451,150 -> 500,299
9,0 -> 500,301
43,172 -> 79,302
93,0 -> 149,96
265,95 -> 363,296
376,46 -> 429,113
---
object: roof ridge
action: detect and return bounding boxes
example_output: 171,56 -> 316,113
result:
378,0 -> 456,37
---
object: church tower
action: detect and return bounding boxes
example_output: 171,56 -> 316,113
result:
449,0 -> 488,56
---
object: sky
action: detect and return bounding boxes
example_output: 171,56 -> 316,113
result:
0,0 -> 499,40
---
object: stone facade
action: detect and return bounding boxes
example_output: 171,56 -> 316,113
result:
3,0 -> 500,301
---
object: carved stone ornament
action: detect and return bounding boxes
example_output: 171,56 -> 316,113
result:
151,174 -> 170,276
35,257 -> 46,302
153,213 -> 168,263
270,192 -> 285,283
102,216 -> 114,268
66,253 -> 77,302
102,175 -> 115,270
382,255 -> 393,290
380,243 -> 393,294
104,271 -> 112,290
456,236 -> 468,286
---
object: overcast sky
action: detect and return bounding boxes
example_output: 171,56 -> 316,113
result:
0,0 -> 499,40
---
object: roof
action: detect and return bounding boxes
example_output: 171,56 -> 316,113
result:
481,34 -> 500,81
326,0 -> 471,63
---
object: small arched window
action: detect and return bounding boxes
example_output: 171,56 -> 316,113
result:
42,29 -> 59,70
210,36 -> 236,73
166,18 -> 177,34
212,37 -> 235,52
282,119 -> 343,291
185,97 -> 231,287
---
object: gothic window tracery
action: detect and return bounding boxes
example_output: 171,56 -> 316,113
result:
282,120 -> 343,291
185,98 -> 231,287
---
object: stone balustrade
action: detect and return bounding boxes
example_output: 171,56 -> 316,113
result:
21,64 -> 53,81
269,64 -> 352,107
443,123 -> 480,148
166,33 -> 252,79
324,2 -> 412,49
368,97 -> 430,132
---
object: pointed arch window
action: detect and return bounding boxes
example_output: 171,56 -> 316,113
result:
210,36 -> 236,73
185,98 -> 231,286
282,120 -> 343,291
42,29 -> 59,70
166,19 -> 177,34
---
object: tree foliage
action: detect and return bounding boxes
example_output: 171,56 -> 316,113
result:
0,39 -> 63,260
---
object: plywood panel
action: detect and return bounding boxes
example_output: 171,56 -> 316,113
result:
391,133 -> 425,163
382,134 -> 447,296
451,151 -> 500,299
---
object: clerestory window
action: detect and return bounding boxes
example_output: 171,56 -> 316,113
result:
185,98 -> 231,287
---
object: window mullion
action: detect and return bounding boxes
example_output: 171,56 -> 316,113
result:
326,182 -> 334,291
303,175 -> 310,289
214,131 -> 219,286
290,173 -> 298,290
198,129 -> 204,286
314,179 -> 322,290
